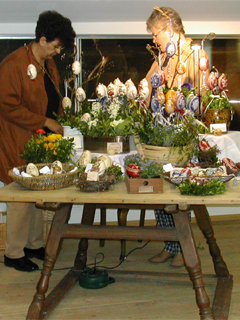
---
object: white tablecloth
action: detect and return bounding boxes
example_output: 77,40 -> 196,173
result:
199,131 -> 240,163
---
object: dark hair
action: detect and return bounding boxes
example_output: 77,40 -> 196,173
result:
35,10 -> 76,48
146,7 -> 185,35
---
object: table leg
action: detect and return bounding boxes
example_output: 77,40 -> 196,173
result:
173,209 -> 214,320
74,203 -> 96,270
26,203 -> 72,320
192,205 -> 229,278
117,208 -> 129,260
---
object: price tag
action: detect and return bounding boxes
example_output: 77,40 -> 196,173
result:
210,123 -> 227,133
107,142 -> 123,153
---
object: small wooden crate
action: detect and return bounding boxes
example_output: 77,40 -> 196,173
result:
125,175 -> 163,194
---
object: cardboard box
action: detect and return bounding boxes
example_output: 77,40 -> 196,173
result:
125,175 -> 163,194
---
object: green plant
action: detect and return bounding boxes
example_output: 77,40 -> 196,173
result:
178,179 -> 226,195
20,133 -> 76,164
202,90 -> 232,111
124,153 -> 164,179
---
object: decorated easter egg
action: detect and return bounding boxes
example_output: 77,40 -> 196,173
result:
97,155 -> 112,168
188,95 -> 199,113
176,93 -> 186,110
26,163 -> 39,177
150,98 -> 161,113
125,78 -> 135,89
166,41 -> 176,57
27,64 -> 37,80
81,113 -> 91,122
113,78 -> 122,88
218,73 -> 228,91
76,87 -> 86,102
150,72 -> 161,88
199,57 -> 209,72
62,97 -> 72,109
207,72 -> 218,90
181,82 -> 193,92
96,83 -> 108,99
72,61 -> 81,75
127,85 -> 137,100
118,82 -> 127,97
107,82 -> 118,97
166,89 -> 177,103
156,88 -> 166,105
176,61 -> 186,75
138,78 -> 148,90
139,86 -> 150,101
50,161 -> 63,175
165,99 -> 175,114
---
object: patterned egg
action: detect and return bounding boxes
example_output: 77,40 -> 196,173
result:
26,163 -> 39,177
96,83 -> 108,99
127,84 -> 137,100
166,89 -> 177,103
138,78 -> 148,90
165,99 -> 175,114
50,161 -> 63,175
218,73 -> 228,91
150,98 -> 161,113
176,61 -> 186,75
150,72 -> 161,88
139,86 -> 149,101
76,87 -> 86,102
199,57 -> 209,72
188,95 -> 199,113
81,113 -> 91,122
166,41 -> 176,57
125,78 -> 135,90
91,161 -> 105,176
72,61 -> 81,75
97,155 -> 112,168
62,97 -> 72,109
113,78 -> 122,88
207,72 -> 218,90
118,82 -> 127,97
181,83 -> 193,92
27,64 -> 37,80
156,88 -> 166,105
107,82 -> 118,97
176,93 -> 186,110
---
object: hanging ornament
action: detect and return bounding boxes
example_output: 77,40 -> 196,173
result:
166,41 -> 176,57
72,61 -> 81,75
218,73 -> 228,92
62,97 -> 72,109
181,83 -> 193,92
199,57 -> 209,72
139,86 -> 150,101
188,95 -> 199,113
156,87 -> 166,105
107,82 -> 118,98
176,61 -> 186,75
207,72 -> 218,90
150,98 -> 161,113
27,64 -> 37,80
150,72 -> 162,88
96,83 -> 108,99
118,82 -> 127,97
165,89 -> 177,103
127,84 -> 137,100
76,87 -> 86,102
176,93 -> 186,110
165,99 -> 175,114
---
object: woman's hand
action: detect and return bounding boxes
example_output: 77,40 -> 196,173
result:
44,118 -> 63,135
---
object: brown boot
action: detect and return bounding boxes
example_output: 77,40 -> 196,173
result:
148,250 -> 174,263
170,254 -> 185,267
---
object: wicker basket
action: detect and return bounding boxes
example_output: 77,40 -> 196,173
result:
9,163 -> 79,191
141,144 -> 190,166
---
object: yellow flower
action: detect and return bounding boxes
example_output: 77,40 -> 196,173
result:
48,142 -> 54,150
47,134 -> 62,142
53,150 -> 57,155
44,143 -> 49,149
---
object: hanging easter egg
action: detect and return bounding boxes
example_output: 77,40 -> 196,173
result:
81,113 -> 91,122
113,78 -> 122,88
176,61 -> 186,75
27,64 -> 37,80
139,86 -> 150,101
176,93 -> 186,110
125,79 -> 135,90
210,66 -> 219,78
118,82 -> 127,97
156,88 -> 166,106
199,57 -> 209,72
207,72 -> 218,90
62,97 -> 72,109
72,61 -> 81,75
96,83 -> 108,99
166,89 -> 177,103
76,87 -> 86,102
138,78 -> 148,90
181,82 -> 193,92
165,99 -> 175,114
127,84 -> 137,100
188,95 -> 199,113
166,41 -> 176,57
150,72 -> 161,88
218,73 -> 228,91
150,98 -> 161,113
107,82 -> 118,98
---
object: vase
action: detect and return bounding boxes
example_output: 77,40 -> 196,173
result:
83,135 -> 130,154
204,109 -> 234,131
140,144 -> 190,166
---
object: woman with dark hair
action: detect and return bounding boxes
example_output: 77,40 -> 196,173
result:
0,11 -> 76,272
145,7 -> 209,267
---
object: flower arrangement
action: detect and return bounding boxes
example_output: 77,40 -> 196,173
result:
20,131 -> 76,164
124,153 -> 163,179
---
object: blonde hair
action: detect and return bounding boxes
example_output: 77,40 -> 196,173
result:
146,6 -> 185,35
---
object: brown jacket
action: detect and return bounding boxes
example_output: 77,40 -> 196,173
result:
0,42 -> 63,184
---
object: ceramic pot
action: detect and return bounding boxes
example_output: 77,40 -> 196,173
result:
204,109 -> 233,131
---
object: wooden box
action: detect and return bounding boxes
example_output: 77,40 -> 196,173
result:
125,175 -> 163,194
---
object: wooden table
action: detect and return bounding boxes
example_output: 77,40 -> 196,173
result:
0,180 -> 235,320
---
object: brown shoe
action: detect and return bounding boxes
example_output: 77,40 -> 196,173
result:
170,254 -> 185,267
148,250 -> 174,263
